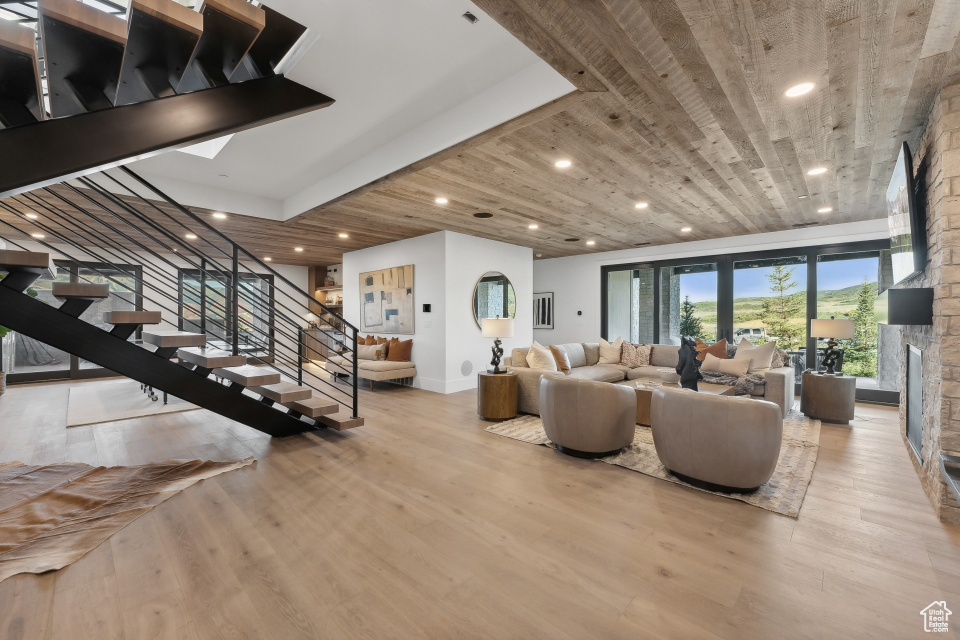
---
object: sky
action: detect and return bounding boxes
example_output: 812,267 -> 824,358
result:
678,257 -> 879,303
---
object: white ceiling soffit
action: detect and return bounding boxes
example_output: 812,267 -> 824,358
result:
130,0 -> 574,221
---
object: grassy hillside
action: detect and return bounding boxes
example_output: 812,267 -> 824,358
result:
690,281 -> 887,329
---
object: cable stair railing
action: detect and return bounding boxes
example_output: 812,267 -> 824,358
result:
0,166 -> 363,436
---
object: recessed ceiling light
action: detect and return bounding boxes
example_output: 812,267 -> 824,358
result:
635,202 -> 648,209
807,167 -> 828,176
294,247 -> 304,252
785,82 -> 815,97
264,257 -> 272,262
25,213 -> 38,219
586,240 -> 596,246
817,207 -> 833,214
473,212 -> 493,219
680,227 -> 692,233
31,233 -> 44,239
564,238 -> 580,242
462,11 -> 478,24
338,233 -> 349,238
185,233 -> 197,240
528,224 -> 539,229
212,212 -> 227,220
435,197 -> 448,204
555,160 -> 572,168
798,195 -> 809,199
535,253 -> 543,258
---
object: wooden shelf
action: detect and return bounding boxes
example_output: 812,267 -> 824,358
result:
316,286 -> 342,292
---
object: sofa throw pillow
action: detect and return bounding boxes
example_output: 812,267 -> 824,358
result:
734,339 -> 776,372
695,338 -> 728,362
549,345 -> 572,374
526,341 -> 558,371
357,344 -> 383,361
376,336 -> 389,358
582,343 -> 600,366
386,338 -> 413,362
702,353 -> 750,377
771,348 -> 790,369
598,337 -> 623,364
620,343 -> 652,368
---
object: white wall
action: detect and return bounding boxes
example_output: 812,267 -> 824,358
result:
343,232 -> 448,392
444,232 -> 532,393
533,219 -> 890,345
342,231 -> 532,394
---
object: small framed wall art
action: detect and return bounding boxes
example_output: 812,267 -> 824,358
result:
533,292 -> 554,329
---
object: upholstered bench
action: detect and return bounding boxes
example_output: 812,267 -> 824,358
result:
322,340 -> 416,391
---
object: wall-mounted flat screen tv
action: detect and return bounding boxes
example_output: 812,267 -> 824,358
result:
887,141 -> 926,284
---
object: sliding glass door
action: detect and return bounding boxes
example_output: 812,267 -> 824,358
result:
7,261 -> 143,383
600,240 -> 897,403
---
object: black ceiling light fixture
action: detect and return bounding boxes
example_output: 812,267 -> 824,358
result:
564,237 -> 580,242
473,212 -> 493,218
462,11 -> 479,24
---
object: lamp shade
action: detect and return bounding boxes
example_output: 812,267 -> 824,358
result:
810,318 -> 855,339
481,317 -> 514,338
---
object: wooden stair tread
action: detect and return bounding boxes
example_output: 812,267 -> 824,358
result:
250,382 -> 311,403
214,364 -> 281,387
282,395 -> 338,418
177,347 -> 246,368
0,249 -> 53,271
102,310 -> 162,324
52,282 -> 109,299
142,330 -> 206,348
317,410 -> 364,431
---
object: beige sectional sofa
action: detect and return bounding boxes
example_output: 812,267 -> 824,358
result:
505,341 -> 795,417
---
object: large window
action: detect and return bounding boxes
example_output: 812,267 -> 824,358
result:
179,270 -> 275,358
601,240 -> 897,403
816,251 -> 895,391
659,263 -> 717,344
5,261 -> 142,383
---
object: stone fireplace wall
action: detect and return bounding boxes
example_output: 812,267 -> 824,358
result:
901,82 -> 960,525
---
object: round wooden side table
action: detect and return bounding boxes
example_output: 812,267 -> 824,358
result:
477,371 -> 518,420
800,370 -> 856,424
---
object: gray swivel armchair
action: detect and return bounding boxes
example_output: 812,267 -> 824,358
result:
539,376 -> 637,458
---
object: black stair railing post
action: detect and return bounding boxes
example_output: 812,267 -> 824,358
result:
232,245 -> 239,356
298,326 -> 304,386
200,258 -> 207,334
352,330 -> 358,419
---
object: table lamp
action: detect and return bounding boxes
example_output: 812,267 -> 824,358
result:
810,317 -> 855,375
481,316 -> 514,374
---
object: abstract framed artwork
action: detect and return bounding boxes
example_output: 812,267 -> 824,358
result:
359,265 -> 415,334
533,292 -> 553,329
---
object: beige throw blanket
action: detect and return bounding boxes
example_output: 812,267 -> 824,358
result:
0,458 -> 254,582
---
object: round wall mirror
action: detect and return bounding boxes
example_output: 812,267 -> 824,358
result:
473,271 -> 517,328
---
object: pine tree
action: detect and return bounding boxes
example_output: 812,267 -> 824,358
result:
760,265 -> 805,349
679,295 -> 704,339
843,280 -> 878,377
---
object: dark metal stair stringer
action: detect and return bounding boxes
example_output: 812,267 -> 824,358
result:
0,286 -> 313,438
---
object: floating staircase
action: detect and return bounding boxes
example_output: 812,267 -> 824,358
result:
0,167 -> 363,437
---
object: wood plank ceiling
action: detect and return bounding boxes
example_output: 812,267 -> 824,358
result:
285,0 -> 960,261
3,0 -> 958,266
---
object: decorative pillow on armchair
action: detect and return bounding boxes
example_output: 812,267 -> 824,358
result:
620,343 -> 652,368
549,345 -> 572,374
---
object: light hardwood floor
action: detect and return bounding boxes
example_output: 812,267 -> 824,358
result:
1,379 -> 959,639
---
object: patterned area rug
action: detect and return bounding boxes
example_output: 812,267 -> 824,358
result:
485,409 -> 821,518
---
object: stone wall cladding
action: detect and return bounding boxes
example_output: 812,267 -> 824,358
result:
902,83 -> 960,526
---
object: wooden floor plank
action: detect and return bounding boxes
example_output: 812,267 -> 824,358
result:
0,379 -> 957,639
